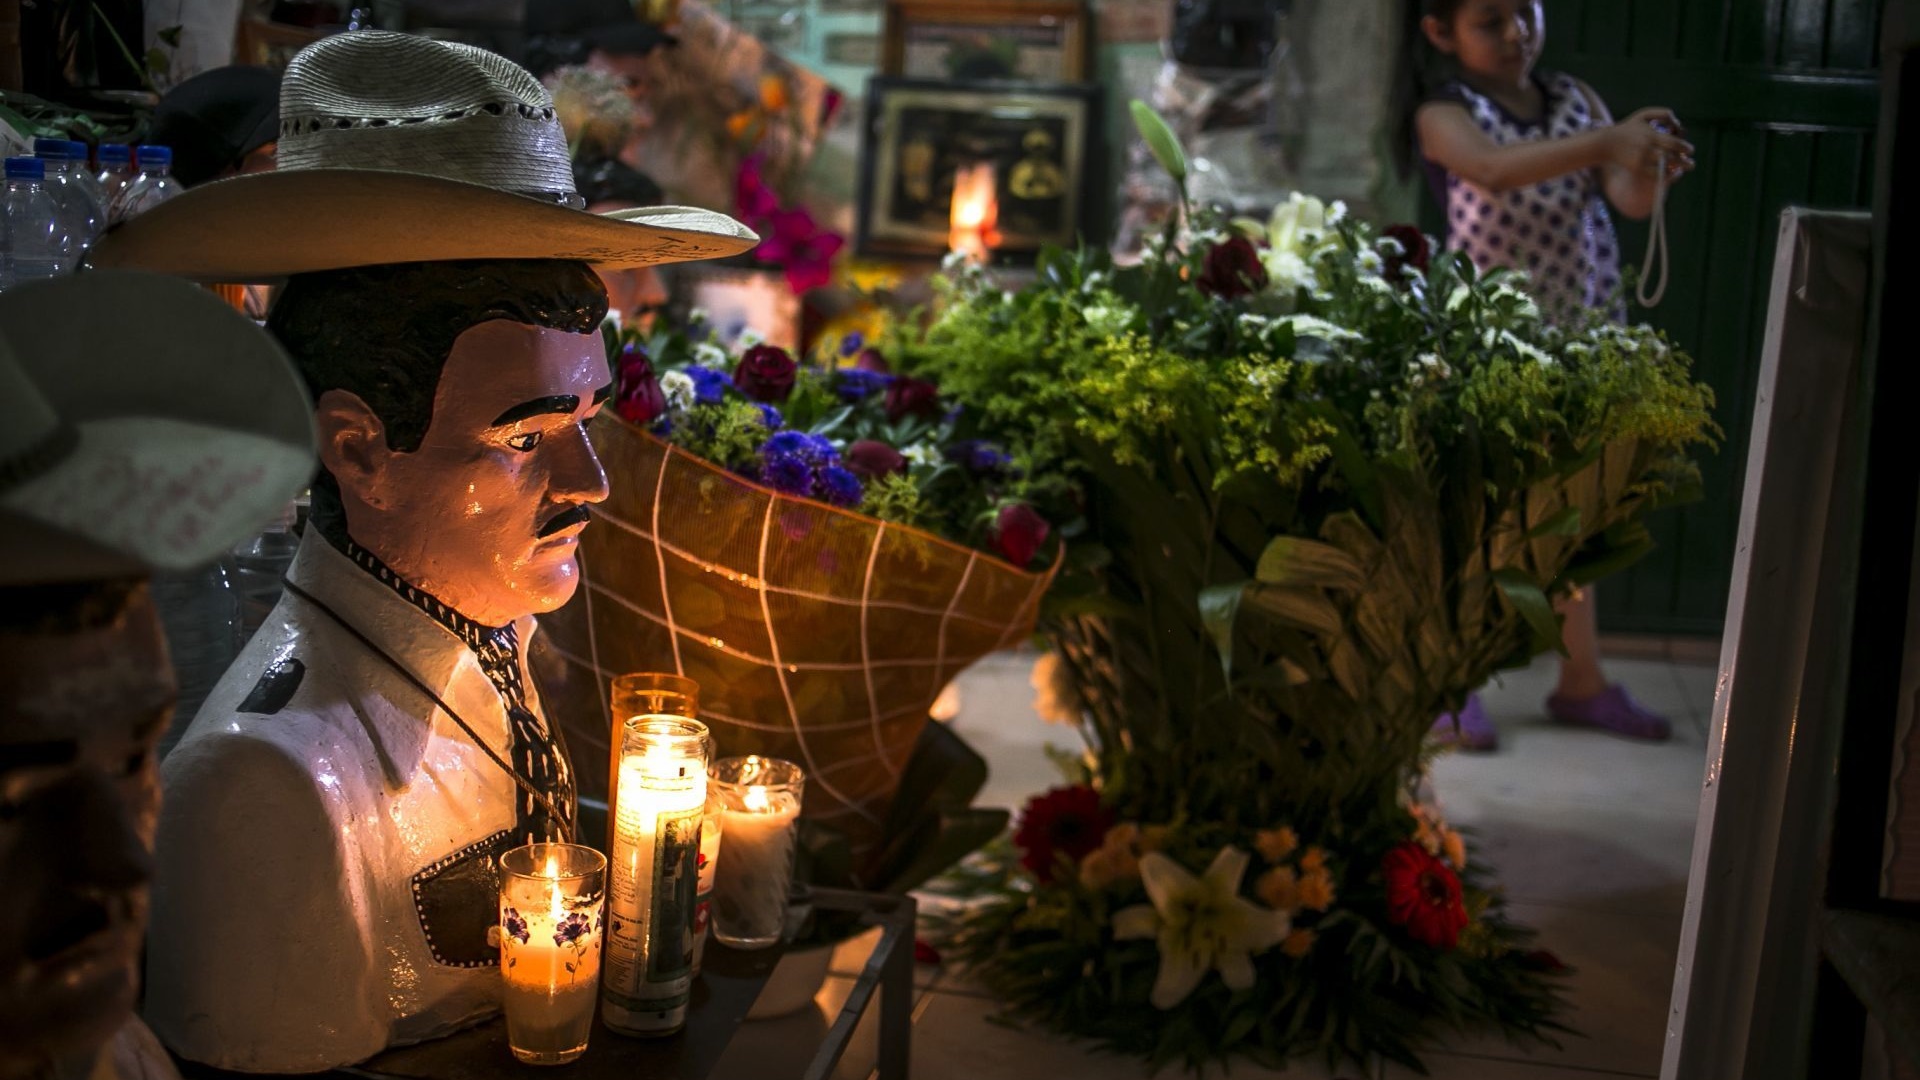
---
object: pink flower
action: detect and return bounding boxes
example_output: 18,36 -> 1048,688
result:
734,154 -> 779,222
754,206 -> 844,295
855,347 -> 890,374
992,503 -> 1049,567
884,376 -> 941,423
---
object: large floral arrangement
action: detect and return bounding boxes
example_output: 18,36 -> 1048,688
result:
534,315 -> 1069,890
908,107 -> 1716,1072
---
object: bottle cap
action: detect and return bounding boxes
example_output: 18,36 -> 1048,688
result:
135,145 -> 172,167
5,157 -> 46,180
31,138 -> 78,161
101,143 -> 132,164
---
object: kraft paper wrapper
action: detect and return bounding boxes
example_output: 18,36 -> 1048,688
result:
536,413 -> 1055,869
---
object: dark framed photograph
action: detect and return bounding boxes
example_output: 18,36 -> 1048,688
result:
881,0 -> 1088,81
856,78 -> 1101,260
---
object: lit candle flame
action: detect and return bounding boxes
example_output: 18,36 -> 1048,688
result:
744,784 -> 771,812
948,162 -> 999,265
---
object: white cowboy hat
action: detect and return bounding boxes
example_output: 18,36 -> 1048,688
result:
89,31 -> 758,283
0,272 -> 317,586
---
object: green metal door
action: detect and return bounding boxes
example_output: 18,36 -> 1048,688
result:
1422,1 -> 1882,636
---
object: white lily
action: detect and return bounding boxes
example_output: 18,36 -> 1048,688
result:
1112,847 -> 1291,1009
1266,192 -> 1329,258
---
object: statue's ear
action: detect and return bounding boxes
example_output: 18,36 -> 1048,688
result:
315,389 -> 393,510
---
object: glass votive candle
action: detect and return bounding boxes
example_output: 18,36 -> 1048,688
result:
497,843 -> 607,1066
708,756 -> 805,949
602,714 -> 709,1037
606,673 -> 700,851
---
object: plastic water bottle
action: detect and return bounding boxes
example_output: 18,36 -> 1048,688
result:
96,143 -> 135,220
33,138 -> 103,254
0,157 -> 74,289
114,145 -> 181,222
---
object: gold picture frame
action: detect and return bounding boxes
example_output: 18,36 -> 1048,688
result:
880,0 -> 1089,82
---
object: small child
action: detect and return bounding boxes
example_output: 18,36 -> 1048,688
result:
1408,0 -> 1695,750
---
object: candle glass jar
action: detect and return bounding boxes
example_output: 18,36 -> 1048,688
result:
497,843 -> 607,1066
602,714 -> 709,1037
708,756 -> 805,949
606,673 -> 700,852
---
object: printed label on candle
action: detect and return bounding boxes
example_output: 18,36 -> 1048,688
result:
646,806 -> 700,981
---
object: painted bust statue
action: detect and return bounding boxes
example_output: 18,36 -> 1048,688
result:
90,31 -> 754,1074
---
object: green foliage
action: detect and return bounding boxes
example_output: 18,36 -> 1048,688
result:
900,113 -> 1715,1073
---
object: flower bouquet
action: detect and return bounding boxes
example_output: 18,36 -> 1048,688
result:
534,317 -> 1070,888
905,106 -> 1717,1071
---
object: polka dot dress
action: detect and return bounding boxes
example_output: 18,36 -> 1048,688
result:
1433,71 -> 1623,327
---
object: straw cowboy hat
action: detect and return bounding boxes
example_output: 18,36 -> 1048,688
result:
0,272 -> 316,585
90,31 -> 757,283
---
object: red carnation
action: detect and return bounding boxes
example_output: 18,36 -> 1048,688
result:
1381,224 -> 1431,282
844,439 -> 908,480
615,345 -> 666,425
733,344 -> 798,403
884,376 -> 941,422
991,503 -> 1049,567
1382,842 -> 1469,949
1196,235 -> 1269,300
1013,785 -> 1112,883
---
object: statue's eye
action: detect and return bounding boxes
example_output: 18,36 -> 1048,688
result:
506,432 -> 543,452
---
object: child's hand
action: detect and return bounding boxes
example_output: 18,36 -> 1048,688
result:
1605,108 -> 1696,181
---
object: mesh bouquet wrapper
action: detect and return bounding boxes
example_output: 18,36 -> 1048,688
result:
536,413 -> 1056,871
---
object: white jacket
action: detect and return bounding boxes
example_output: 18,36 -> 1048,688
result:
146,532 -> 559,1071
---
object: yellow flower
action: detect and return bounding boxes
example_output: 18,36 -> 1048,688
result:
1281,928 -> 1315,958
1254,866 -> 1298,911
1253,826 -> 1298,863
1112,847 -> 1290,1009
1297,868 -> 1336,912
1299,846 -> 1326,873
1442,829 -> 1467,871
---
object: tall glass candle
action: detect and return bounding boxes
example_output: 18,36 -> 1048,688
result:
602,715 -> 708,1037
498,843 -> 606,1066
708,756 -> 804,949
606,673 -> 699,852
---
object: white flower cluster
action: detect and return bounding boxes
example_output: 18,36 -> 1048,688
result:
658,369 -> 695,412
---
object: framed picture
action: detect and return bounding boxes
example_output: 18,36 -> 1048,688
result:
856,78 -> 1101,260
881,0 -> 1088,82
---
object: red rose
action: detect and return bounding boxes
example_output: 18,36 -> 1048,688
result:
1196,235 -> 1269,300
844,439 -> 908,480
1013,785 -> 1112,883
1382,842 -> 1469,949
855,347 -> 891,374
733,344 -> 797,403
614,345 -> 666,425
884,376 -> 941,422
1381,224 -> 1431,282
991,503 -> 1049,567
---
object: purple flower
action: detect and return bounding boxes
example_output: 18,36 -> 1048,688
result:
734,343 -> 798,403
838,331 -> 865,357
553,911 -> 591,947
845,439 -> 907,480
761,454 -> 815,496
685,364 -> 729,405
763,430 -> 817,460
945,439 -> 1012,477
757,404 -> 783,428
834,368 -> 894,403
615,346 -> 666,425
816,465 -> 864,508
503,907 -> 530,945
885,377 -> 941,423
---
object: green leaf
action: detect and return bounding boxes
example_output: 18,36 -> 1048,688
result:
1560,521 -> 1656,586
1244,585 -> 1344,636
1256,535 -> 1365,590
1129,100 -> 1187,186
1198,581 -> 1248,681
1523,506 -> 1581,539
1493,567 -> 1564,654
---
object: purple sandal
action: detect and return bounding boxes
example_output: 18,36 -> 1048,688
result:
1545,684 -> 1671,741
1431,693 -> 1498,751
